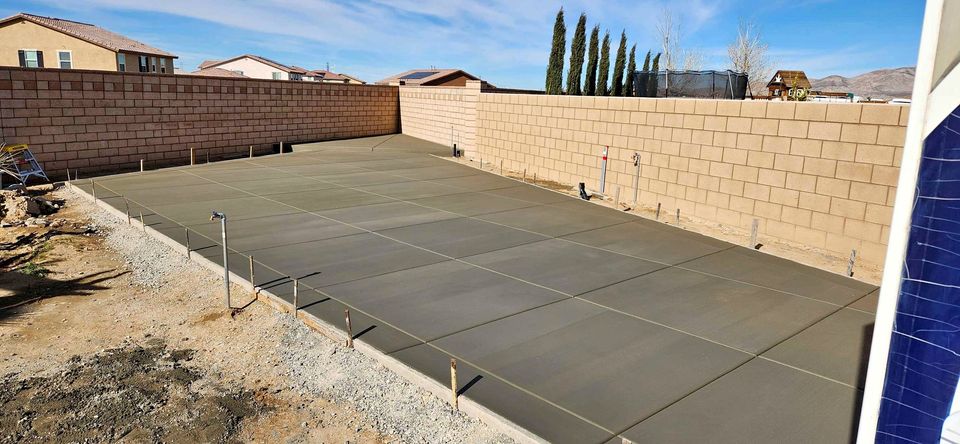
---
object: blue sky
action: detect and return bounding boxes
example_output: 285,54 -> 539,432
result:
4,0 -> 924,89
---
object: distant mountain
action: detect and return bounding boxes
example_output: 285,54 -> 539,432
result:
810,67 -> 915,100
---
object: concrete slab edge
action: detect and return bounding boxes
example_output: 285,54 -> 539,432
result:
66,181 -> 547,444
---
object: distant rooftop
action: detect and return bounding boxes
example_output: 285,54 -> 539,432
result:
376,68 -> 484,87
0,13 -> 177,57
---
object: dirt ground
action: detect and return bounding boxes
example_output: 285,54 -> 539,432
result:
464,157 -> 883,285
0,185 -> 512,444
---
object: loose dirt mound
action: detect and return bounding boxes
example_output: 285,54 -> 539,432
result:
0,340 -> 262,444
0,187 -> 63,228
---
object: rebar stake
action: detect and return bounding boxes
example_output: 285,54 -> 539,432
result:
249,145 -> 254,159
750,219 -> 759,248
450,358 -> 458,410
655,202 -> 661,220
190,147 -> 195,165
249,256 -> 255,290
344,309 -> 354,348
123,197 -> 131,224
139,211 -> 145,231
292,279 -> 299,316
676,208 -> 680,226
847,249 -> 857,277
184,228 -> 191,258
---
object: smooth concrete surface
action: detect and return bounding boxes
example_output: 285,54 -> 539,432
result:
72,134 -> 879,443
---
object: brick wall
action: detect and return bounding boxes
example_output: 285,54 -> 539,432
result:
476,94 -> 908,266
399,81 -> 479,157
0,67 -> 400,178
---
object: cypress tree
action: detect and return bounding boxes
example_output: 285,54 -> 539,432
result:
612,31 -> 627,96
545,8 -> 566,94
584,26 -> 599,96
648,53 -> 661,97
597,31 -> 610,96
641,50 -> 651,71
624,44 -> 636,97
566,13 -> 587,95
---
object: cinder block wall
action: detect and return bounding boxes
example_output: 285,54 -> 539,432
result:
476,94 -> 907,266
399,81 -> 479,157
0,67 -> 400,178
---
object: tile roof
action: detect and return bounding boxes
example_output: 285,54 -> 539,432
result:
189,67 -> 249,78
198,60 -> 221,69
1,13 -> 177,57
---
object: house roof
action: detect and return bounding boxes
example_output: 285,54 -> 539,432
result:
204,54 -> 298,73
190,67 -> 249,78
375,68 -> 480,86
306,69 -> 348,81
0,13 -> 177,57
338,73 -> 366,84
768,70 -> 812,89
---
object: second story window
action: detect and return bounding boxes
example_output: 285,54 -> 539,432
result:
117,53 -> 126,71
272,72 -> 282,80
58,50 -> 72,69
150,56 -> 157,73
17,49 -> 43,68
138,55 -> 148,72
160,58 -> 167,74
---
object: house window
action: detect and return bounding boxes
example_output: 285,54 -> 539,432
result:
160,58 -> 167,74
57,50 -> 72,69
150,56 -> 157,73
18,49 -> 43,68
117,53 -> 126,71
290,73 -> 301,81
272,72 -> 282,80
232,70 -> 243,76
138,55 -> 148,72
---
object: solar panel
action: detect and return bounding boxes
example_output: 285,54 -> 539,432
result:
400,71 -> 438,80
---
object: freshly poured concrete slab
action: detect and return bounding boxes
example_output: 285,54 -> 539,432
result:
377,217 -> 548,258
563,220 -> 732,265
581,267 -> 839,354
462,238 -> 665,295
185,212 -> 363,253
681,247 -> 877,305
429,299 -> 751,433
849,288 -> 879,313
244,233 -> 448,288
618,358 -> 861,444
321,261 -> 566,341
409,192 -> 540,216
318,201 -> 460,231
268,188 -> 394,212
390,343 -> 613,444
147,196 -> 302,226
481,184 -> 572,204
224,176 -> 342,195
356,180 -> 466,200
108,182 -> 250,206
75,134 -> 877,443
476,202 -> 632,237
763,308 -> 875,388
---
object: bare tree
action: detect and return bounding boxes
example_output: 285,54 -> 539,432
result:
656,8 -> 703,71
728,18 -> 772,94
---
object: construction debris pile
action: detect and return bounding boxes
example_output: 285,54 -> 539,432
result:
1,187 -> 63,228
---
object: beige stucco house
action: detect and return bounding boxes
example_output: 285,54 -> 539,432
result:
196,55 -> 305,81
0,13 -> 177,73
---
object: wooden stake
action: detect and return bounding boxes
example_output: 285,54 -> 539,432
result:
450,358 -> 458,410
344,309 -> 354,348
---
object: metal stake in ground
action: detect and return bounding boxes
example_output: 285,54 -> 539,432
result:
676,208 -> 681,226
599,145 -> 609,194
632,152 -> 642,204
292,278 -> 299,316
184,228 -> 191,258
655,202 -> 661,220
614,185 -> 621,209
248,255 -> 255,290
122,197 -> 131,224
249,145 -> 253,159
344,309 -> 354,348
140,159 -> 144,173
190,147 -> 195,165
91,179 -> 97,201
139,211 -> 145,232
847,249 -> 858,277
450,358 -> 458,410
750,219 -> 760,248
210,211 -> 230,308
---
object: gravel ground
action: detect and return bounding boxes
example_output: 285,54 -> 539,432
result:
47,186 -> 515,443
